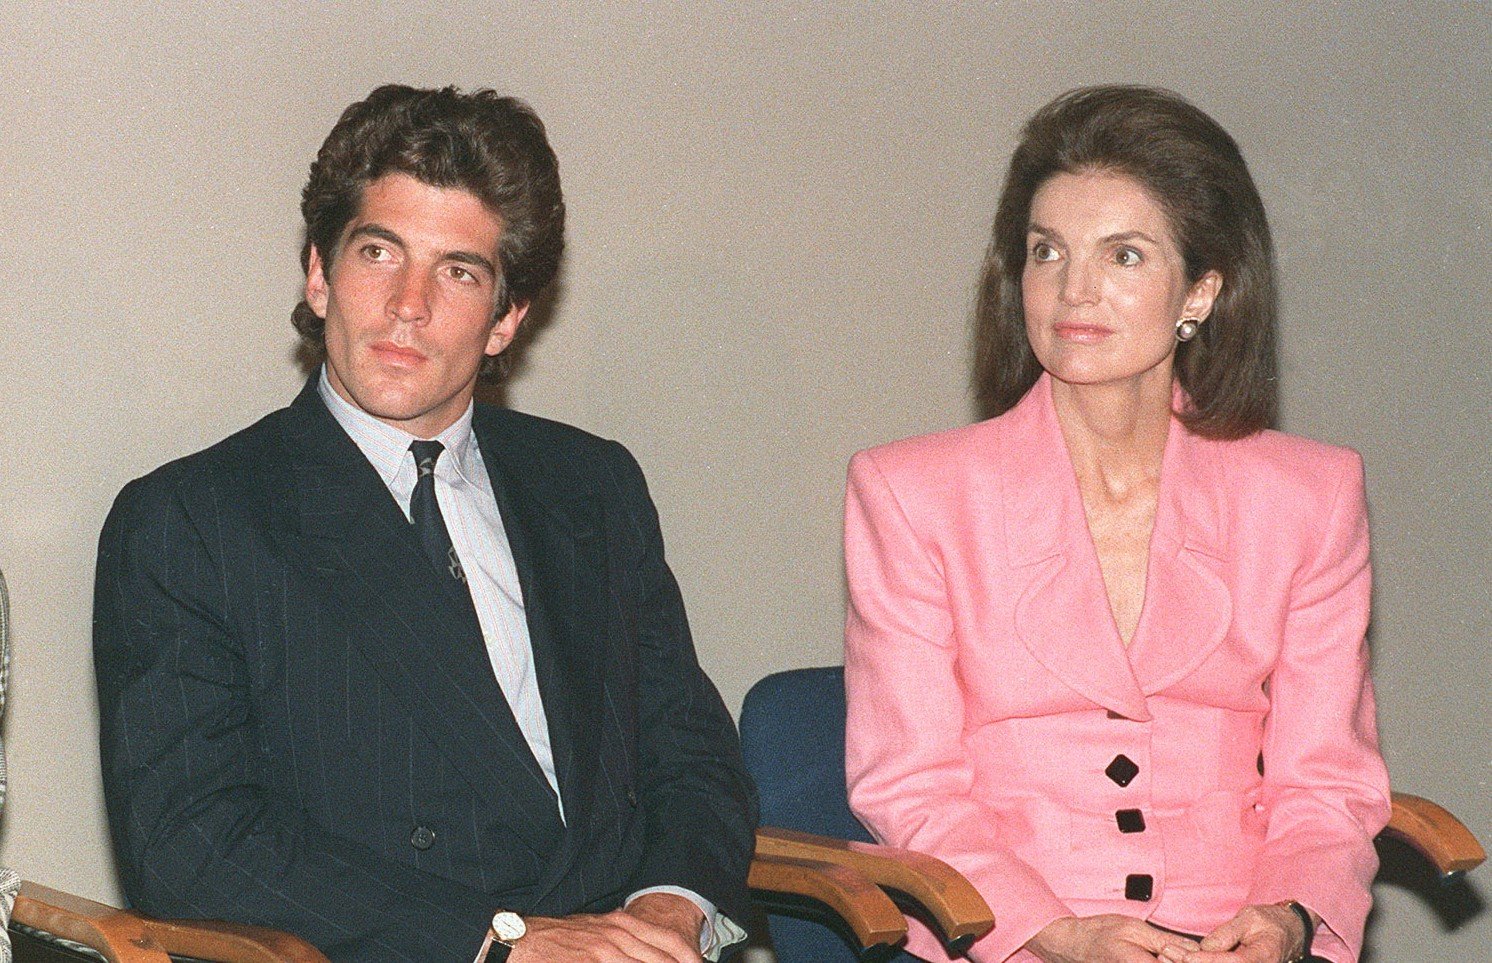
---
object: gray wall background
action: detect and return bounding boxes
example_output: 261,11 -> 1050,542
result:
1,2 -> 1486,959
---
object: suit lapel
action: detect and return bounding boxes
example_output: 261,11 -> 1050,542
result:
272,380 -> 565,855
1002,378 -> 1151,721
1001,376 -> 1235,718
473,409 -> 609,838
1125,427 -> 1234,694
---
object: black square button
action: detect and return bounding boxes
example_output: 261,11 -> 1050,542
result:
1125,873 -> 1154,901
1116,809 -> 1146,833
1105,754 -> 1139,787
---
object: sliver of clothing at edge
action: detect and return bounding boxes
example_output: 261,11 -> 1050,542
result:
93,374 -> 757,961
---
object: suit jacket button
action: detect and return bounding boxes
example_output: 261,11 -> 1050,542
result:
626,788 -> 639,808
410,825 -> 437,851
1105,754 -> 1139,787
1125,873 -> 1154,901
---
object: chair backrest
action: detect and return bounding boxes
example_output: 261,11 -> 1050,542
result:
740,667 -> 872,844
741,667 -> 918,963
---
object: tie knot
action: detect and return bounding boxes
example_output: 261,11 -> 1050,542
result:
410,440 -> 445,478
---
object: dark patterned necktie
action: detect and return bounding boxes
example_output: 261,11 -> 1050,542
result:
408,440 -> 471,593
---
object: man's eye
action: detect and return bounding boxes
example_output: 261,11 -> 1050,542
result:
449,266 -> 474,283
1030,242 -> 1058,262
1115,247 -> 1142,266
362,244 -> 389,260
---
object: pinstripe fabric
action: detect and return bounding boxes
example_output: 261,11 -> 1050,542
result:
318,373 -> 560,808
93,377 -> 757,961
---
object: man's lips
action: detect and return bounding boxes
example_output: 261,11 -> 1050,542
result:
370,341 -> 428,364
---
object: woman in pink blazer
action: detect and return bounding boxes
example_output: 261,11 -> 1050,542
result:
844,87 -> 1390,963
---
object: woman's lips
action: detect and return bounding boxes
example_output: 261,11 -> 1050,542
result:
1053,323 -> 1114,342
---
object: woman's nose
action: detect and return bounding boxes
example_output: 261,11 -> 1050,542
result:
1059,258 -> 1099,306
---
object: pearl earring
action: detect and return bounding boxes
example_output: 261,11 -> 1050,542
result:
1175,317 -> 1201,342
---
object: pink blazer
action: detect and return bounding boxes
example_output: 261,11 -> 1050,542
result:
844,376 -> 1390,963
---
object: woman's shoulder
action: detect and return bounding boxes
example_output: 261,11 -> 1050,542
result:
849,415 -> 1012,485
1195,427 -> 1365,505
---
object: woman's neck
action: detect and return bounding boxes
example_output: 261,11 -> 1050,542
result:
1051,376 -> 1173,498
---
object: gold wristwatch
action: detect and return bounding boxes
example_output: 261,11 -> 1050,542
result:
473,910 -> 527,962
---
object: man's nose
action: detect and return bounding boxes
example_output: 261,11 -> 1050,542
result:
388,269 -> 432,324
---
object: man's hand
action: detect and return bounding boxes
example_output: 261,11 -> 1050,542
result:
1025,914 -> 1200,963
624,893 -> 707,950
1156,903 -> 1311,963
508,893 -> 705,963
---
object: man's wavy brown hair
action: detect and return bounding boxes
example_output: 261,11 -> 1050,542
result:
292,84 -> 564,379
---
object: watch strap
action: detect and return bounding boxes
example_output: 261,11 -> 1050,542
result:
1277,900 -> 1314,961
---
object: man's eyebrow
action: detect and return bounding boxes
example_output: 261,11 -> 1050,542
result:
346,224 -> 405,248
346,224 -> 497,277
445,249 -> 498,278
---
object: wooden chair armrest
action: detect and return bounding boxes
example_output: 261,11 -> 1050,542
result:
13,881 -> 173,962
147,918 -> 331,963
756,827 -> 994,952
749,851 -> 907,953
1384,792 -> 1486,877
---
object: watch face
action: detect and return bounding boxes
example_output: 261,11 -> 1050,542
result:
492,911 -> 526,942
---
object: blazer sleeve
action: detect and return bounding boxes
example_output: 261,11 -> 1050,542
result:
843,450 -> 1067,963
94,472 -> 499,962
604,441 -> 758,929
1245,453 -> 1391,962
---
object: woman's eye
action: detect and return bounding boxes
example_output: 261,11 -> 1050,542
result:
1030,242 -> 1058,262
1115,247 -> 1142,266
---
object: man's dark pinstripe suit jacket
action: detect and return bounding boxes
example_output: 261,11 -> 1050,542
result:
93,378 -> 757,961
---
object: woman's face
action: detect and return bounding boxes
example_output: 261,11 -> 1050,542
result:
1022,170 -> 1220,394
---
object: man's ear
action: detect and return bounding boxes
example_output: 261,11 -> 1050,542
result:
305,245 -> 330,319
486,300 -> 530,356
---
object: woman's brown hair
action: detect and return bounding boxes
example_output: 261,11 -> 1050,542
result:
974,85 -> 1278,438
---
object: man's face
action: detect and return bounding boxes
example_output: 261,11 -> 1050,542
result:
306,172 -> 526,439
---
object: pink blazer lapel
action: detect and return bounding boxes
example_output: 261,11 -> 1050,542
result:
1126,426 -> 1234,695
1000,378 -> 1152,721
999,377 -> 1236,719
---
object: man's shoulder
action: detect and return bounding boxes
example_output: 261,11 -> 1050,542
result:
109,405 -> 296,523
473,404 -> 639,481
474,403 -> 615,450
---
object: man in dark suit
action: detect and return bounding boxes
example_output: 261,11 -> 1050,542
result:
93,85 -> 756,962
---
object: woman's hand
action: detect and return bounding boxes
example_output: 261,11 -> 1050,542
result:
1156,903 -> 1312,963
1025,914 -> 1200,963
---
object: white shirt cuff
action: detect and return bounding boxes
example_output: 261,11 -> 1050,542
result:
625,886 -> 747,960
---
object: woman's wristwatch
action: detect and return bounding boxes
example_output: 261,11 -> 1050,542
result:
1276,900 -> 1314,962
473,910 -> 527,962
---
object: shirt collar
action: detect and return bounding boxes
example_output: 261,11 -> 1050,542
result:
317,366 -> 480,489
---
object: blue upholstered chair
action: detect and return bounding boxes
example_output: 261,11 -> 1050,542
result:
742,667 -> 986,962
